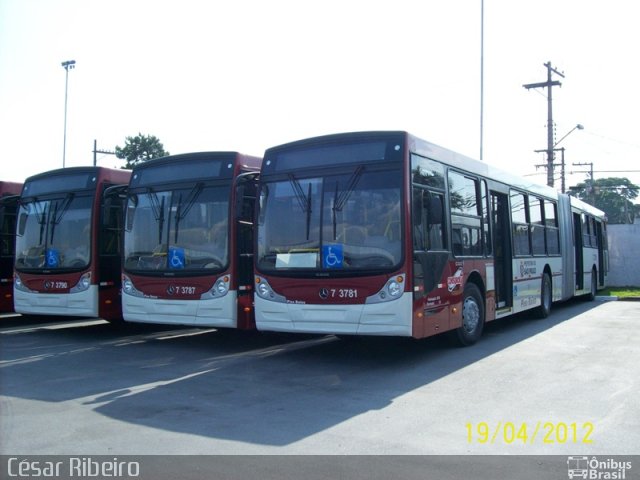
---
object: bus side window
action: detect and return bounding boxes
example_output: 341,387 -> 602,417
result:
510,191 -> 531,256
412,188 -> 425,251
413,188 -> 445,251
449,171 -> 481,256
427,193 -> 445,250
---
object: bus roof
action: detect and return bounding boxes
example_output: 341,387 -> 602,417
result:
128,152 -> 262,188
22,166 -> 131,197
0,181 -> 23,197
24,166 -> 131,183
407,131 -> 606,219
132,151 -> 262,172
265,130 -> 605,219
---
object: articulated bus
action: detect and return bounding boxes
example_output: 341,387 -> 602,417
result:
254,131 -> 608,345
0,181 -> 24,312
14,167 -> 131,320
121,152 -> 262,329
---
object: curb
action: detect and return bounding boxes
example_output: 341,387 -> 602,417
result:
596,296 -> 640,302
595,296 -> 618,302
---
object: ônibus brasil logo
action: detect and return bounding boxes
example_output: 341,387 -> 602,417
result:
567,456 -> 632,479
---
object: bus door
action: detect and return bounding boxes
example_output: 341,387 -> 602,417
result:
99,185 -> 127,320
234,173 -> 259,329
573,213 -> 584,290
490,191 -> 512,309
412,187 -> 450,335
0,195 -> 19,312
596,221 -> 606,286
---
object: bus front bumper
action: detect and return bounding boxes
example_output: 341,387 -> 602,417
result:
13,286 -> 99,318
254,294 -> 412,336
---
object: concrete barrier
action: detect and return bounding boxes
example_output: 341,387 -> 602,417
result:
607,223 -> 640,287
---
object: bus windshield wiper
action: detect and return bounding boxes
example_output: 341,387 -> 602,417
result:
145,187 -> 165,244
49,193 -> 74,244
32,200 -> 47,245
332,166 -> 364,240
174,183 -> 203,243
288,174 -> 312,240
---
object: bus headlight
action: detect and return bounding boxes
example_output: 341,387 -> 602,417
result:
122,274 -> 143,297
254,276 -> 286,303
70,272 -> 91,293
365,274 -> 405,304
201,275 -> 231,299
14,274 -> 34,293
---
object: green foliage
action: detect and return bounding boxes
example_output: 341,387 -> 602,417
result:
115,133 -> 169,169
599,287 -> 640,297
568,177 -> 639,224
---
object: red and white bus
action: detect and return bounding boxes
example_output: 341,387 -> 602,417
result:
254,131 -> 608,345
121,152 -> 262,329
14,167 -> 131,320
0,181 -> 24,312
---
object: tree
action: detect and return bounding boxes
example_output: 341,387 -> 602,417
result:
115,133 -> 169,169
568,177 -> 639,224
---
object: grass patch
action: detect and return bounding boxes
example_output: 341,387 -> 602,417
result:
599,287 -> 640,298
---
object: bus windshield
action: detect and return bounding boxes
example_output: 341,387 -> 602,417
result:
124,184 -> 230,273
15,195 -> 93,270
257,168 -> 402,272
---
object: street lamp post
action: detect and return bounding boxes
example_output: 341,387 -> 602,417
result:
534,124 -> 584,193
555,124 -> 584,193
555,124 -> 584,148
61,59 -> 76,168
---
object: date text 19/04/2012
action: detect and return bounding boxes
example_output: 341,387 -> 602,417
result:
466,421 -> 594,445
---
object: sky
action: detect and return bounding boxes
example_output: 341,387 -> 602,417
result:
1,0 -> 639,192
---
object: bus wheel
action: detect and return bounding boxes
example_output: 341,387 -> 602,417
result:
451,283 -> 484,347
587,269 -> 597,301
533,273 -> 552,319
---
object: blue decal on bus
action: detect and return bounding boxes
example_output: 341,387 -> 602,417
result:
46,249 -> 60,267
168,247 -> 185,269
323,244 -> 343,269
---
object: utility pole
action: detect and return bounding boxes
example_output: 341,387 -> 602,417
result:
93,139 -> 116,166
534,146 -> 567,193
559,147 -> 566,194
523,61 -> 564,187
573,161 -> 595,204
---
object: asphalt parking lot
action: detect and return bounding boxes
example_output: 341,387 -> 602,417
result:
1,298 -> 638,475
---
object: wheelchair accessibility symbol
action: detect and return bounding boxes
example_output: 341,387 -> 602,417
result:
46,249 -> 60,267
168,247 -> 185,269
322,244 -> 343,269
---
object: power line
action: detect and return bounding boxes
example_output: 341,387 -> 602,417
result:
92,139 -> 116,166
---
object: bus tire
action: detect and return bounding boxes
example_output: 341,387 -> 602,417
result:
586,269 -> 597,301
105,317 -> 125,325
450,282 -> 484,347
533,273 -> 552,319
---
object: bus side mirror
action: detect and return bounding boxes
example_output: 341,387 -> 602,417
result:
125,202 -> 136,232
102,184 -> 128,228
102,197 -> 114,227
235,181 -> 257,224
17,213 -> 27,236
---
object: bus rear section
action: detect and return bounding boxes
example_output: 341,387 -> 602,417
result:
121,152 -> 261,328
13,167 -> 131,320
0,181 -> 24,312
